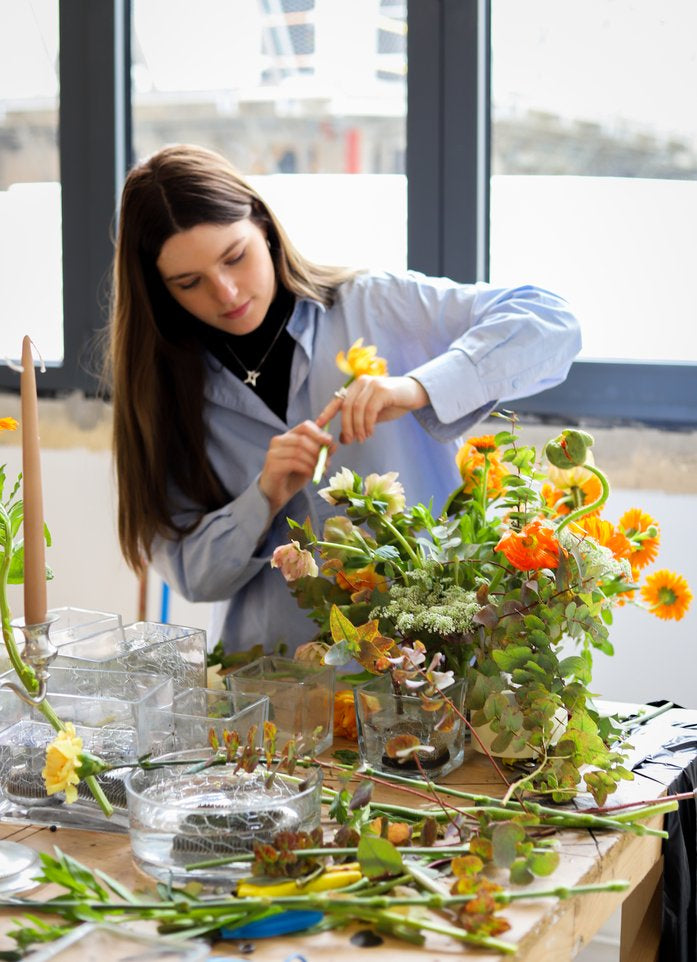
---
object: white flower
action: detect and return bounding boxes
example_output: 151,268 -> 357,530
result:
364,471 -> 406,517
318,466 -> 356,505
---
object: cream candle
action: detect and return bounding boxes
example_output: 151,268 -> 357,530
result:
20,336 -> 47,625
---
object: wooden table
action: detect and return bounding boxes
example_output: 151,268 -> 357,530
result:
0,710 -> 690,962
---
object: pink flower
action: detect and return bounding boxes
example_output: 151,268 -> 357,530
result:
270,541 -> 319,582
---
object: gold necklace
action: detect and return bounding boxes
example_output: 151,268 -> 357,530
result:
223,311 -> 289,388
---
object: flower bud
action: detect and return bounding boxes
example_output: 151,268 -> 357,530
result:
545,429 -> 594,469
270,541 -> 319,582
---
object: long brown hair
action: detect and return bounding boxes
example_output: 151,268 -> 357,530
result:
107,144 -> 356,573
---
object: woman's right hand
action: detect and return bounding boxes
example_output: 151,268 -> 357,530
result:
258,420 -> 335,515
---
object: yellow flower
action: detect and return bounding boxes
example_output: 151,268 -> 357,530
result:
0,417 -> 19,432
335,338 -> 388,378
640,569 -> 692,621
42,723 -> 83,804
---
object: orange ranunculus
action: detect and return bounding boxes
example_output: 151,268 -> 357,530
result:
455,444 -> 507,499
574,516 -> 632,561
0,417 -> 19,432
541,474 -> 603,518
334,690 -> 358,740
335,565 -> 388,602
495,519 -> 561,571
640,569 -> 692,621
619,508 -> 660,570
335,339 -> 388,379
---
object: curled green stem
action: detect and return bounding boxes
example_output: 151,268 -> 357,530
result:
555,464 -> 610,535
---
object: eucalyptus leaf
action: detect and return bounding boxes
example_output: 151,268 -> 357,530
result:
357,833 -> 404,879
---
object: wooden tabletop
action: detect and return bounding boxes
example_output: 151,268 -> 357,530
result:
0,714 -> 686,962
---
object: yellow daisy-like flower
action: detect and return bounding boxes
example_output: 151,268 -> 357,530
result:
619,508 -> 660,570
640,569 -> 692,621
335,338 -> 388,378
574,516 -> 632,561
455,443 -> 507,500
0,417 -> 19,432
466,434 -> 498,454
42,723 -> 83,804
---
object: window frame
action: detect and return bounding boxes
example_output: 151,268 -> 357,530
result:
6,0 -> 696,426
407,0 -> 697,429
0,0 -> 131,396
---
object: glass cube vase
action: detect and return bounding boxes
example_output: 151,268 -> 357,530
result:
159,687 -> 269,752
125,749 -> 323,886
354,674 -> 467,780
0,666 -> 173,831
52,621 -> 207,693
226,656 -> 335,755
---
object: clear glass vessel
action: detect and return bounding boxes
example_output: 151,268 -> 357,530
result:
354,674 -> 467,780
226,655 -> 335,755
125,749 -> 323,886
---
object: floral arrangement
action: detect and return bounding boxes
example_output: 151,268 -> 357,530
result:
272,413 -> 692,804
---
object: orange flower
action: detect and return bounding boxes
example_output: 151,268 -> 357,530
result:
335,339 -> 388,379
495,519 -> 561,570
334,690 -> 358,740
455,444 -> 507,499
574,516 -> 632,561
0,417 -> 19,432
619,508 -> 660,570
466,434 -> 498,454
335,565 -> 388,602
640,569 -> 692,621
541,474 -> 603,517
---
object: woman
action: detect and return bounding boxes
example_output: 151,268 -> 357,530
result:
108,143 -> 581,654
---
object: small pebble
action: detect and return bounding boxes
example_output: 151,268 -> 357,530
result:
350,929 -> 384,948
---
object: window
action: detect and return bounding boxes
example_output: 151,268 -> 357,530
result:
489,0 -> 697,424
0,1 -> 61,363
4,0 -> 695,423
131,0 -> 407,273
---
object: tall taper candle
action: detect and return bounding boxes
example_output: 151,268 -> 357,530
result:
20,336 -> 47,625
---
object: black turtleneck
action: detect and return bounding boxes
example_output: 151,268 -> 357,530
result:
198,285 -> 296,423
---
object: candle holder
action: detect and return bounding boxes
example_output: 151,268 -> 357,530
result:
1,614 -> 60,706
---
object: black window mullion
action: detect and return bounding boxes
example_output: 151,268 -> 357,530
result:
407,0 -> 489,283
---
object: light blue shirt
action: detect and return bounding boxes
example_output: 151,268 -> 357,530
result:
150,270 -> 581,653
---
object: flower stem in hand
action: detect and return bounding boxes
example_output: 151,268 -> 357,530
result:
313,427 -> 332,485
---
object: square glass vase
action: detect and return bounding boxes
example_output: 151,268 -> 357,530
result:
0,607 -> 123,676
52,621 -> 207,693
226,655 -> 335,755
158,687 -> 269,752
0,666 -> 173,829
354,674 -> 467,780
125,748 -> 323,887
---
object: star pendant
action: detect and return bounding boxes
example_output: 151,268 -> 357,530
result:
244,370 -> 260,386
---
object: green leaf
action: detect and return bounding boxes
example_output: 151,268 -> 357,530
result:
333,748 -> 360,766
323,639 -> 353,666
509,857 -> 534,885
329,604 -> 359,648
491,645 -> 532,672
357,833 -> 404,879
527,849 -> 560,877
492,822 -> 526,868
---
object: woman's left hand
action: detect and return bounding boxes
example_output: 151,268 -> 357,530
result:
316,375 -> 429,445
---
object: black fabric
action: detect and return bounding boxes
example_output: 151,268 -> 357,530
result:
628,702 -> 697,962
198,284 -> 295,423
